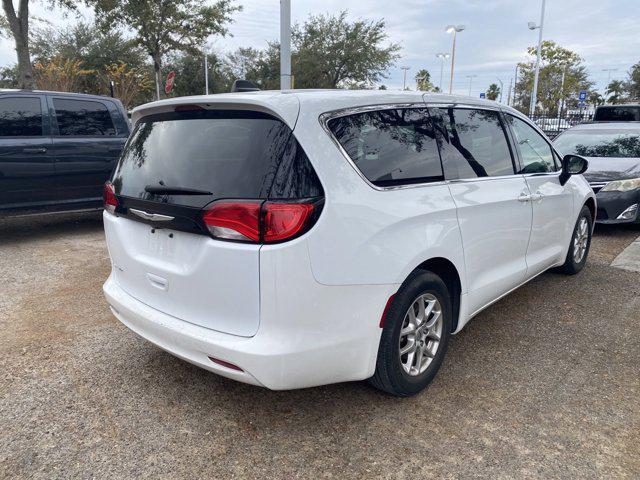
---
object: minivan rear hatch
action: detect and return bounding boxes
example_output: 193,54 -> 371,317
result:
105,107 -> 322,337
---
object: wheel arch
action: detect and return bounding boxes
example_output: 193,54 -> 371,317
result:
409,257 -> 462,333
584,196 -> 596,227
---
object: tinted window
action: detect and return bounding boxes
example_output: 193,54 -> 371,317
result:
328,108 -> 443,186
594,106 -> 640,122
554,130 -> 640,158
112,110 -> 323,208
430,108 -> 514,179
506,115 -> 556,173
0,97 -> 43,136
53,99 -> 116,136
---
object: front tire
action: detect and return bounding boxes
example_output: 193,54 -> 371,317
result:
557,205 -> 592,275
369,271 -> 452,396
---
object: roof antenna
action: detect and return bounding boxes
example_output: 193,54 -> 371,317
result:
231,80 -> 260,93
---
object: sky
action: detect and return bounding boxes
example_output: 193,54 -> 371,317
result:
1,0 -> 638,98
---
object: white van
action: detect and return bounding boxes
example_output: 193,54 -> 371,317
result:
103,91 -> 595,396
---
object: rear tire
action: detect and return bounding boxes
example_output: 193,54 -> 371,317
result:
557,205 -> 592,275
369,271 -> 452,397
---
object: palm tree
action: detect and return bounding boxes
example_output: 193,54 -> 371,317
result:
606,80 -> 625,104
486,83 -> 500,101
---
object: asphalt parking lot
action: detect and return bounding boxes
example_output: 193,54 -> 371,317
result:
1,212 -> 639,479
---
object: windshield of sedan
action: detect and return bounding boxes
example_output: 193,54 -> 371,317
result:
553,130 -> 640,158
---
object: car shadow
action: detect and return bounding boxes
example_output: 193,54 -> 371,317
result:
0,211 -> 104,246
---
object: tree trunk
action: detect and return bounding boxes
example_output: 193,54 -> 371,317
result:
2,0 -> 35,89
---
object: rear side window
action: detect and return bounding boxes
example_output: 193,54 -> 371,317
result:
327,108 -> 443,187
0,97 -> 43,136
112,110 -> 323,208
53,98 -> 116,136
430,108 -> 515,179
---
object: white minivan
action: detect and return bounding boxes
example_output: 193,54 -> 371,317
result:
103,90 -> 595,396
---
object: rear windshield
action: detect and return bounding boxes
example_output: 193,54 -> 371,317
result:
553,130 -> 640,158
594,106 -> 640,122
112,110 -> 323,208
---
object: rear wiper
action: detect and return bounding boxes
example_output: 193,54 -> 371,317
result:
144,185 -> 213,196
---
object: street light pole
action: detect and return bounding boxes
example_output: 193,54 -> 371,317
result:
528,0 -> 546,116
446,25 -> 465,94
436,53 -> 450,92
280,0 -> 292,90
401,66 -> 411,90
602,68 -> 618,96
204,49 -> 209,95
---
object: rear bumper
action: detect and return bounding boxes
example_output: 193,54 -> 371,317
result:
104,273 -> 394,390
595,189 -> 640,224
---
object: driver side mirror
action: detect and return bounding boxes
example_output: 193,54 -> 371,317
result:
559,154 -> 588,186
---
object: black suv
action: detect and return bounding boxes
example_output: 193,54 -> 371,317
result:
0,90 -> 130,216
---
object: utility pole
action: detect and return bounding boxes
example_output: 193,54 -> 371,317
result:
507,78 -> 513,106
280,0 -> 292,90
497,78 -> 504,103
466,74 -> 477,96
528,0 -> 546,116
401,66 -> 411,90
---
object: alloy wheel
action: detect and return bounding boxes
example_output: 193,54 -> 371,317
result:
573,217 -> 589,264
398,293 -> 443,376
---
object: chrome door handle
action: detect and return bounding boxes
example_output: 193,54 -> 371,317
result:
518,194 -> 531,202
530,192 -> 544,202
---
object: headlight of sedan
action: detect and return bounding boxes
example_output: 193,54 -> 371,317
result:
601,178 -> 640,192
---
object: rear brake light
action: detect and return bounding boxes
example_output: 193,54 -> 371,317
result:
103,182 -> 118,214
202,200 -> 318,243
263,202 -> 314,242
202,201 -> 261,242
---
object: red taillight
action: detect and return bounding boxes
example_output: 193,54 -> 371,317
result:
201,200 -> 318,243
202,201 -> 261,242
103,182 -> 118,214
263,202 -> 314,242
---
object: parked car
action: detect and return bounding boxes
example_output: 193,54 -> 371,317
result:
102,91 -> 595,396
593,104 -> 640,122
0,89 -> 130,216
534,117 -> 571,132
554,122 -> 640,223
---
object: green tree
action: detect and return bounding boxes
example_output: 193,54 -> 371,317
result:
292,11 -> 400,89
224,44 -> 280,90
588,91 -> 605,106
623,61 -> 640,102
606,79 -> 625,104
88,0 -> 240,99
30,21 -> 149,97
514,40 -> 594,115
415,69 -> 436,91
1,0 -> 76,88
486,83 -> 500,101
164,51 -> 232,97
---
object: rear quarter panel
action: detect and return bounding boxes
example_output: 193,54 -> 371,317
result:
293,107 -> 467,292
